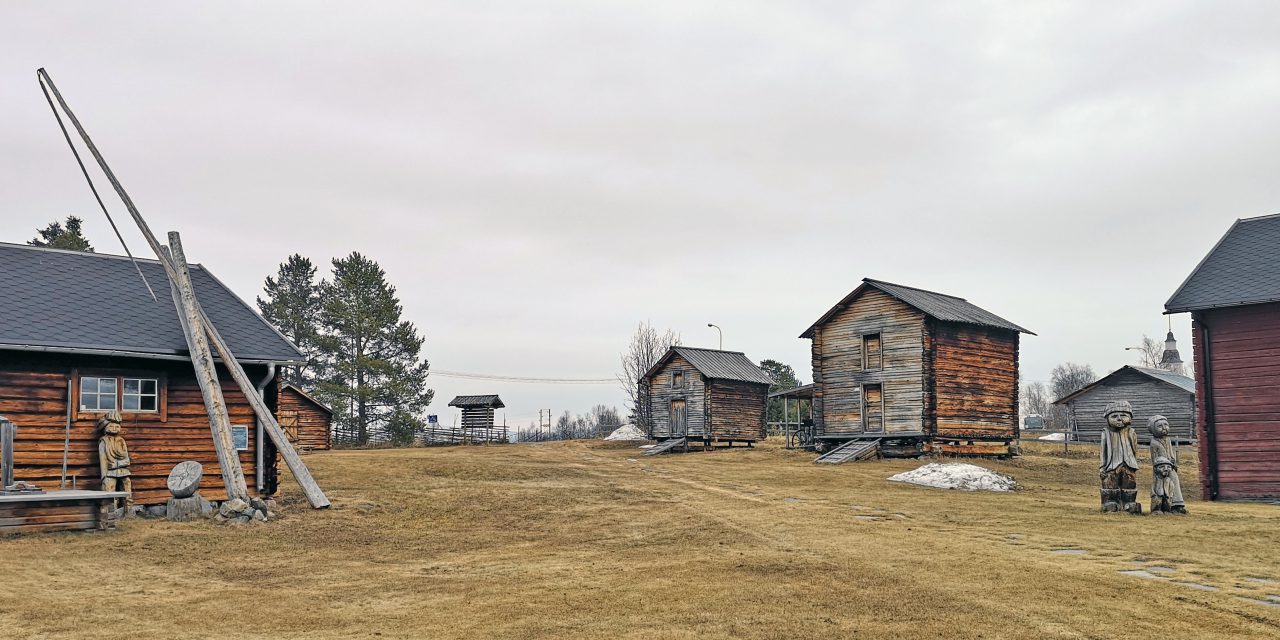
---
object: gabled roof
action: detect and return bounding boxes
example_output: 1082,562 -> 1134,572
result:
644,346 -> 774,385
281,383 -> 334,415
0,242 -> 305,363
800,278 -> 1033,338
1052,365 -> 1196,405
449,394 -> 505,409
1165,213 -> 1280,313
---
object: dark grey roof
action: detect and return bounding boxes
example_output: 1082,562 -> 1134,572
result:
448,394 -> 505,408
645,346 -> 774,385
800,278 -> 1033,338
768,383 -> 814,399
1165,213 -> 1280,313
0,242 -> 304,363
1053,365 -> 1195,405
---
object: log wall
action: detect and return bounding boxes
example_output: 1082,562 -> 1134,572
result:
1195,303 -> 1280,500
707,380 -> 769,442
0,352 -> 273,506
811,289 -> 926,437
645,354 -> 708,439
931,322 -> 1020,441
277,385 -> 332,451
1061,370 -> 1195,444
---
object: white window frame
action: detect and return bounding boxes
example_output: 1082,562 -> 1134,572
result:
79,376 -> 118,412
122,378 -> 160,413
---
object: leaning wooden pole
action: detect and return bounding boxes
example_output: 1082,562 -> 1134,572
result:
37,68 -> 328,508
195,302 -> 331,509
167,236 -> 250,502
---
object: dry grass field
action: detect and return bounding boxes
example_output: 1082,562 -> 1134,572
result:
2,439 -> 1279,639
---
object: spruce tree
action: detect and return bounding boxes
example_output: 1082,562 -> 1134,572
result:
29,216 -> 94,252
256,254 -> 323,386
316,252 -> 433,445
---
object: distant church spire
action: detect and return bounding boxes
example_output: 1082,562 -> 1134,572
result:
1159,330 -> 1183,370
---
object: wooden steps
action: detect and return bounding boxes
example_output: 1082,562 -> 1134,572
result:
815,439 -> 880,464
643,437 -> 687,456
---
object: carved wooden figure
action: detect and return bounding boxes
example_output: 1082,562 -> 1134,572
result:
97,411 -> 133,510
1147,415 -> 1187,514
1099,400 -> 1141,514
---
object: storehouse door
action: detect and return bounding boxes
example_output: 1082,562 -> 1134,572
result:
862,384 -> 884,433
671,399 -> 687,437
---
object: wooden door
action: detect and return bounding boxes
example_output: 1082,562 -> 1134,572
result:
279,409 -> 300,443
671,399 -> 687,437
862,384 -> 884,432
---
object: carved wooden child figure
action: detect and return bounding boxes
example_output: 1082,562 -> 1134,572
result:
97,410 -> 133,509
1147,415 -> 1187,514
1099,400 -> 1141,514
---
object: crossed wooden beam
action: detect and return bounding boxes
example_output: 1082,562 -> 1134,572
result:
37,68 -> 329,509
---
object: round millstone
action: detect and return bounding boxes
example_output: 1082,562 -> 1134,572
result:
167,461 -> 204,498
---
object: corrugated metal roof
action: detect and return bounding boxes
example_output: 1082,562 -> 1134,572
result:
1165,213 -> 1280,313
800,278 -> 1033,338
645,346 -> 774,385
1052,365 -> 1195,405
448,394 -> 505,408
0,242 -> 305,363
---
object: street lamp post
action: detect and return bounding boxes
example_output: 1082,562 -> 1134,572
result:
707,323 -> 722,350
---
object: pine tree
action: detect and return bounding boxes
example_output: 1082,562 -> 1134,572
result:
759,359 -> 802,423
315,252 -> 433,445
29,216 -> 94,252
256,255 -> 323,386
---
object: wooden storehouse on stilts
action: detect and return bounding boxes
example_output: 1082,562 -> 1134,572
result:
1166,213 -> 1280,501
0,243 -> 308,527
801,278 -> 1032,459
640,346 -> 773,451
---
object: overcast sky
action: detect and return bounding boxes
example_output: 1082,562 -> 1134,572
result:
2,2 -> 1278,428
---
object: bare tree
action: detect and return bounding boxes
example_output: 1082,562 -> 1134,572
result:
1021,381 -> 1051,423
618,321 -> 680,428
1134,334 -> 1164,369
1048,362 -> 1096,433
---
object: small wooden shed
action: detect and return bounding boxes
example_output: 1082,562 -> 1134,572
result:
641,347 -> 773,445
1052,366 -> 1195,444
277,383 -> 333,452
448,394 -> 505,430
801,278 -> 1033,456
1166,212 -> 1280,500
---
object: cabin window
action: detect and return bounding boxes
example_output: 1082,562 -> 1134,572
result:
79,374 -> 162,414
80,377 -> 117,411
862,333 -> 882,370
122,378 -> 159,412
672,370 -> 685,388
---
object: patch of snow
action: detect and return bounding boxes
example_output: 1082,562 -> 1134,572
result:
887,463 -> 1016,492
604,424 -> 648,441
1038,432 -> 1067,442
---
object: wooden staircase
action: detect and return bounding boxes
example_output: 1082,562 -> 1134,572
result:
814,439 -> 880,464
644,437 -> 688,456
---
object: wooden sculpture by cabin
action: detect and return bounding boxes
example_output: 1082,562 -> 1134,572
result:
801,278 -> 1033,457
1166,212 -> 1280,501
277,383 -> 333,452
640,346 -> 773,447
0,242 -> 307,508
1052,365 -> 1195,444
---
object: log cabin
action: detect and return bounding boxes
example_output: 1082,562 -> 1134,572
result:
1166,212 -> 1280,500
278,383 -> 333,452
801,278 -> 1033,457
0,242 -> 306,511
1052,365 -> 1196,444
641,346 -> 773,446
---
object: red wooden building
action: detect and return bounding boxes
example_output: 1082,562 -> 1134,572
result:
1166,213 -> 1280,500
